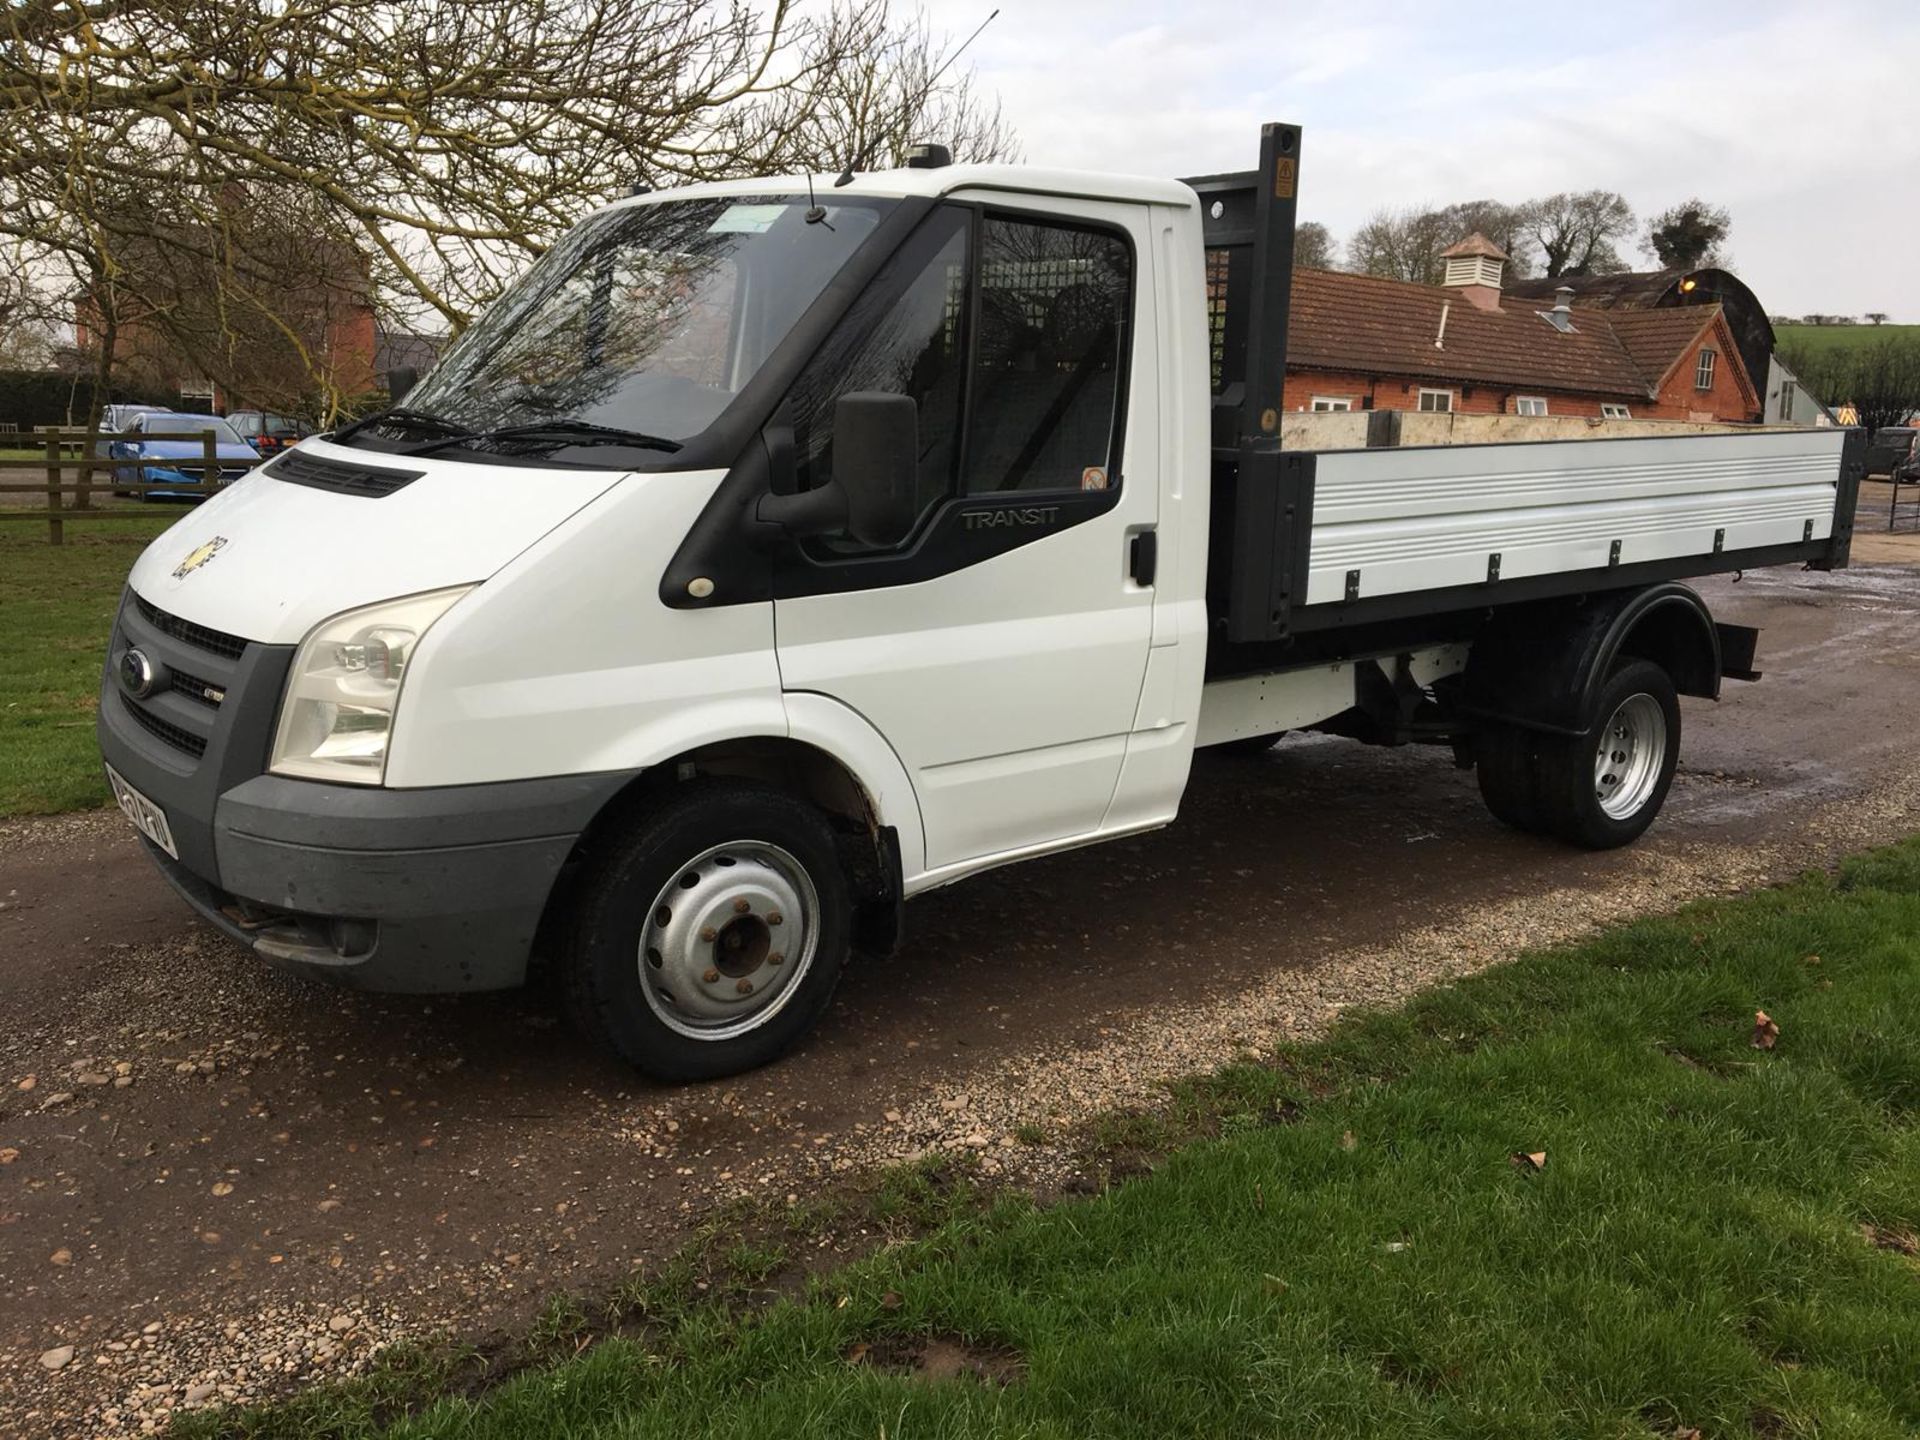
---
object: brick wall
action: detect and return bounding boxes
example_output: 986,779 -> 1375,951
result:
1282,370 -> 1639,419
1651,314 -> 1758,422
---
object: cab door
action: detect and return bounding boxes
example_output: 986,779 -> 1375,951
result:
773,196 -> 1159,880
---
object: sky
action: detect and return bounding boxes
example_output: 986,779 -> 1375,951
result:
905,0 -> 1919,321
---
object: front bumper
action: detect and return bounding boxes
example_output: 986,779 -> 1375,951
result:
98,589 -> 633,992
129,773 -> 629,991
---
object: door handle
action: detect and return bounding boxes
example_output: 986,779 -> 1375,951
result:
1129,529 -> 1157,587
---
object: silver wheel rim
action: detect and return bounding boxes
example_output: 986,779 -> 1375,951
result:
1594,693 -> 1667,820
638,841 -> 819,1041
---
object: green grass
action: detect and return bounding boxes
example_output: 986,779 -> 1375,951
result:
1775,323 -> 1920,356
0,516 -> 170,814
177,839 -> 1920,1440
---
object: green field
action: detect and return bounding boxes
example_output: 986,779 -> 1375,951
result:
1775,323 -> 1920,356
181,839 -> 1920,1440
0,516 -> 170,814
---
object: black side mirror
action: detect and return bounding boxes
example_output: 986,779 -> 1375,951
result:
832,391 -> 918,547
386,366 -> 418,403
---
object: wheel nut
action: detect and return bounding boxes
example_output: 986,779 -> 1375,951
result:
733,898 -> 751,914
699,927 -> 717,943
766,911 -> 783,926
768,952 -> 784,966
735,978 -> 754,995
703,968 -> 720,984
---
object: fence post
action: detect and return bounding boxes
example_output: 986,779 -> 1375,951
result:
43,432 -> 63,546
203,428 -> 217,492
74,429 -> 94,511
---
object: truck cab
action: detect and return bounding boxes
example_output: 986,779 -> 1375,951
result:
97,129 -> 1857,1081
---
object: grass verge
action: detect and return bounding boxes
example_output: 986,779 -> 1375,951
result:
178,839 -> 1920,1439
1,516 -> 169,815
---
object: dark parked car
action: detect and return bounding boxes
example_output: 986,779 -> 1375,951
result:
1866,425 -> 1917,477
226,410 -> 311,456
109,412 -> 261,500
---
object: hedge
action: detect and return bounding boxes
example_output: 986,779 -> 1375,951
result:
0,369 -> 181,433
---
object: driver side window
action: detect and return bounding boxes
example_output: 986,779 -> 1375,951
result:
788,204 -> 1134,553
789,206 -> 969,540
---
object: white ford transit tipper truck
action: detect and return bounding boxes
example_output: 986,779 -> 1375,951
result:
98,124 -> 1861,1079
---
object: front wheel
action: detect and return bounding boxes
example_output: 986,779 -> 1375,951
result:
558,782 -> 852,1081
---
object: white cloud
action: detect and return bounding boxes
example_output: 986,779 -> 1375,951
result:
903,0 -> 1920,318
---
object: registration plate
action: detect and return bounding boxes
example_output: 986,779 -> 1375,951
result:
105,763 -> 178,859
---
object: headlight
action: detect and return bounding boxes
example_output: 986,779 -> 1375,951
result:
270,586 -> 474,785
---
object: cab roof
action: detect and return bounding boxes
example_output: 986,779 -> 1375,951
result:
606,163 -> 1198,215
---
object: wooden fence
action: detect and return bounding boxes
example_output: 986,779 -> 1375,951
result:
0,428 -> 270,545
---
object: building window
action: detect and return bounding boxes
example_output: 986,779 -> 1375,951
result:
1778,379 -> 1797,416
1694,348 -> 1716,391
1310,396 -> 1353,412
1514,396 -> 1549,416
1417,388 -> 1454,413
1600,403 -> 1632,419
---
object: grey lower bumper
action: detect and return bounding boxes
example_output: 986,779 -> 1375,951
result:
135,770 -> 634,993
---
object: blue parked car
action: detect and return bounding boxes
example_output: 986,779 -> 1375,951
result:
110,412 -> 261,500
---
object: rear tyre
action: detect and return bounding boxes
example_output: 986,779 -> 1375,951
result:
1535,659 -> 1681,850
559,781 -> 852,1082
1474,722 -> 1546,834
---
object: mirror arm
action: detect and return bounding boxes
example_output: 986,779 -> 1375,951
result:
754,481 -> 847,538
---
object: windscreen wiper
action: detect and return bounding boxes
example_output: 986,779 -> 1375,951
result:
330,406 -> 470,443
400,419 -> 684,457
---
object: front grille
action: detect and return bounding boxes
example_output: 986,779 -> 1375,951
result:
266,450 -> 423,499
120,692 -> 209,758
168,666 -> 226,708
134,596 -> 246,661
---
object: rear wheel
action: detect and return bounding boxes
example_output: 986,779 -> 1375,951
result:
559,782 -> 851,1081
1476,659 -> 1680,850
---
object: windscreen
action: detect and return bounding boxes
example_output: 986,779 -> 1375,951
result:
385,195 -> 893,458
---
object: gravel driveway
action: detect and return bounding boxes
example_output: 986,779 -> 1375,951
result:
5,546 -> 1920,1437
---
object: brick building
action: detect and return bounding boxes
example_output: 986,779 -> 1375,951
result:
1279,234 -> 1761,423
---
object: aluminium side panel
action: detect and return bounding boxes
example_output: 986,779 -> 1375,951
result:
1300,430 -> 1847,608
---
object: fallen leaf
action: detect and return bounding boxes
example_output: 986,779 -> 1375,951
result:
1509,1151 -> 1547,1172
49,1247 -> 72,1266
1673,1428 -> 1702,1440
844,1341 -> 871,1365
1262,1273 -> 1289,1296
0,1147 -> 19,1165
16,1076 -> 34,1092
1751,1011 -> 1780,1051
211,1181 -> 234,1197
1339,1130 -> 1357,1152
879,1290 -> 902,1311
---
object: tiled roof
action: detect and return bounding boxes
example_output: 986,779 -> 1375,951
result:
1286,267 -> 1720,399
1604,308 -> 1718,389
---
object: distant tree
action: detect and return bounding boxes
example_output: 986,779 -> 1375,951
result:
1781,335 -> 1920,433
1645,199 -> 1732,270
1868,312 -> 1891,326
1432,199 -> 1533,278
1346,206 -> 1458,285
1293,222 -> 1337,270
1517,191 -> 1635,277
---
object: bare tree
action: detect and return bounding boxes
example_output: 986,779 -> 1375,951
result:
1346,206 -> 1458,285
1867,312 -> 1891,326
754,2 -> 1020,173
1293,222 -> 1336,270
0,0 -> 1012,420
1517,190 -> 1636,277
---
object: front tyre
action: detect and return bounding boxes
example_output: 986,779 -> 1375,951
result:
560,782 -> 851,1081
